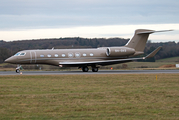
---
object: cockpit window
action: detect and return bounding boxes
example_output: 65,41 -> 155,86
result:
20,53 -> 26,56
14,52 -> 26,56
14,53 -> 21,56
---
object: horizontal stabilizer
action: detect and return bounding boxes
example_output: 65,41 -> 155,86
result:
145,46 -> 162,59
137,30 -> 173,35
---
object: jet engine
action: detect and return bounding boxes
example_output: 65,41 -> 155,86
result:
106,47 -> 135,57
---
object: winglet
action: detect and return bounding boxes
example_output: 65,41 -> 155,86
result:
145,46 -> 162,59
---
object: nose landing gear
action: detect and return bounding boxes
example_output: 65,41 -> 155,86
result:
16,65 -> 22,73
16,69 -> 20,73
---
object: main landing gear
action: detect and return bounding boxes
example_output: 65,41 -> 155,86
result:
82,66 -> 89,72
92,67 -> 98,72
81,66 -> 98,72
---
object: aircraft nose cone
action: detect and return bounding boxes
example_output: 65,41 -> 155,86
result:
4,57 -> 14,63
4,58 -> 10,63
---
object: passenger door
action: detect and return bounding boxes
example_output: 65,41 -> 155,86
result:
30,51 -> 37,64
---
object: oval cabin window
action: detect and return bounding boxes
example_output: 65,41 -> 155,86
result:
62,54 -> 65,57
90,53 -> 94,56
68,53 -> 73,58
54,54 -> 58,57
40,55 -> 44,57
75,53 -> 80,57
47,54 -> 51,57
83,53 -> 87,57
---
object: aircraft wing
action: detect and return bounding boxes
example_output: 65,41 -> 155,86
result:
59,57 -> 144,66
59,46 -> 162,66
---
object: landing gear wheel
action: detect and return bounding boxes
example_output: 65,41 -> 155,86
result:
92,67 -> 98,72
16,69 -> 20,73
82,67 -> 89,72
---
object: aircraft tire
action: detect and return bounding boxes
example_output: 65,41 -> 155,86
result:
92,67 -> 98,72
16,69 -> 20,73
82,67 -> 89,72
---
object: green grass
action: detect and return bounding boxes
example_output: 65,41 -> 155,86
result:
0,74 -> 179,119
125,62 -> 177,69
156,56 -> 179,62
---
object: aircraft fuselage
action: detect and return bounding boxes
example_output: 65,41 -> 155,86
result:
5,46 -> 135,67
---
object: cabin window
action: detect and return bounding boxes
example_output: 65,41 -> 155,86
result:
90,53 -> 94,56
83,53 -> 87,56
47,54 -> 51,57
40,55 -> 44,57
62,54 -> 65,57
68,53 -> 73,58
75,53 -> 80,57
54,54 -> 58,57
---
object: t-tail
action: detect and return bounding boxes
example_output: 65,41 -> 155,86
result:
125,29 -> 173,56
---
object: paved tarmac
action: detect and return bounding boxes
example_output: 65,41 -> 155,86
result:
0,70 -> 179,75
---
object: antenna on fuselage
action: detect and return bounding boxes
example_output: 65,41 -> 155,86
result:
52,47 -> 54,50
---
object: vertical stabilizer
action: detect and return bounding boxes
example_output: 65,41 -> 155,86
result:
125,29 -> 154,52
125,29 -> 172,52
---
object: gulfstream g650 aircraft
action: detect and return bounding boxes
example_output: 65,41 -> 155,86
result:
5,29 -> 171,73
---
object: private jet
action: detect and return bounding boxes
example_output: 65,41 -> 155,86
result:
5,29 -> 172,73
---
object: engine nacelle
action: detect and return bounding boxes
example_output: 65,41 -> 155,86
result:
106,47 -> 135,57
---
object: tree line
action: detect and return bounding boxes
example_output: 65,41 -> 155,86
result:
0,38 -> 178,63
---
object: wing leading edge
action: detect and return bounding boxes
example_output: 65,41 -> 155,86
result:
59,46 -> 162,66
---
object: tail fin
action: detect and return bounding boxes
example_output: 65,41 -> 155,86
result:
125,29 -> 172,52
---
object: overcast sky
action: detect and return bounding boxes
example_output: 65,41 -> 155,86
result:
0,0 -> 179,42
